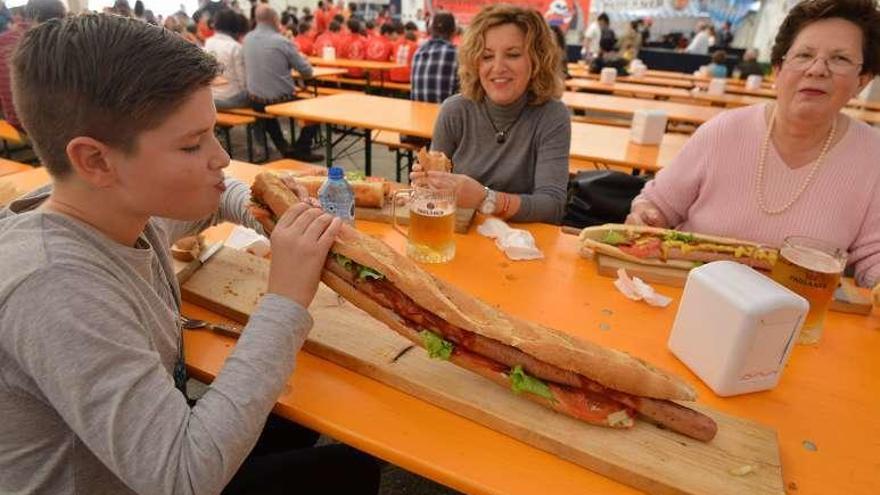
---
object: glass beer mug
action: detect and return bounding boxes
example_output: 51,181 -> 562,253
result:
770,236 -> 846,345
391,186 -> 456,263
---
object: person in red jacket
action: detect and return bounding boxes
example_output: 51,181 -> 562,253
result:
314,0 -> 329,34
339,18 -> 366,77
294,20 -> 315,56
313,19 -> 343,58
389,22 -> 417,83
366,22 -> 396,62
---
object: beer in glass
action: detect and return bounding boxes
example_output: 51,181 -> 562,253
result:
770,236 -> 846,345
392,187 -> 456,263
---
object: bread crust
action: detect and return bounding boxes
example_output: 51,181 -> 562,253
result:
254,173 -> 697,401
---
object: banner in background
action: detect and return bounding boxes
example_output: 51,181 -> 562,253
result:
589,0 -> 758,27
425,0 -> 592,33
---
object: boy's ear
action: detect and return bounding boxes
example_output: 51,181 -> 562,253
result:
65,136 -> 118,188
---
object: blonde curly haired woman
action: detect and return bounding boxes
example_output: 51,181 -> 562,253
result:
411,4 -> 571,224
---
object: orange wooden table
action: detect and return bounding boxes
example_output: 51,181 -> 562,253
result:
186,163 -> 878,495
0,158 -> 31,177
266,92 -> 690,176
569,121 -> 688,173
307,56 -> 404,91
562,91 -> 724,126
3,161 -> 878,494
266,93 -> 437,173
566,78 -> 693,100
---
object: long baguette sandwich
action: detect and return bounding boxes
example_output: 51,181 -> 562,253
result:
292,175 -> 386,208
252,173 -> 718,442
579,224 -> 779,270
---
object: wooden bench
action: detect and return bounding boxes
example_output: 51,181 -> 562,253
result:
570,114 -> 631,128
0,157 -> 31,177
0,119 -> 27,158
380,81 -> 411,94
315,86 -> 358,96
222,107 -> 312,163
215,112 -> 261,162
371,130 -> 424,182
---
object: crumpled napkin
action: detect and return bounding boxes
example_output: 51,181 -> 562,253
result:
226,225 -> 271,257
613,268 -> 672,307
476,218 -> 543,261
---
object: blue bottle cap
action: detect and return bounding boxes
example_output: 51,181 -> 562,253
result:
328,166 -> 344,180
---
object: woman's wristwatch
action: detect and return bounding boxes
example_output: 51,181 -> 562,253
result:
479,187 -> 497,215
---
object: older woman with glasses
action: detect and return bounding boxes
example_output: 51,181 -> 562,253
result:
410,4 -> 570,224
627,0 -> 880,298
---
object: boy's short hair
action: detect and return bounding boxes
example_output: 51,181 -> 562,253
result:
12,14 -> 220,178
711,49 -> 726,64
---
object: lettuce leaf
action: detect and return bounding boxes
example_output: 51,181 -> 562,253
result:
509,365 -> 555,402
663,231 -> 696,243
420,330 -> 453,360
357,266 -> 384,281
332,253 -> 354,271
600,230 -> 629,246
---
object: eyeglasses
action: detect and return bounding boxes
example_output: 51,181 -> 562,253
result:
782,51 -> 863,75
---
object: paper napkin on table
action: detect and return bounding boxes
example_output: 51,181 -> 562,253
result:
476,218 -> 543,261
613,268 -> 672,307
226,225 -> 271,257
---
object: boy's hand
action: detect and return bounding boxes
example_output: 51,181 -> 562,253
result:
267,202 -> 341,308
249,176 -> 320,234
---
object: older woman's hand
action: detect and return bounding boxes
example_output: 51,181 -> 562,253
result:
625,199 -> 669,228
409,170 -> 486,209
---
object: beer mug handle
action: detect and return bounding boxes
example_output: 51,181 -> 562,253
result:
391,189 -> 411,237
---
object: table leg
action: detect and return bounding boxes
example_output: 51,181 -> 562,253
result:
365,128 -> 372,176
325,123 -> 333,168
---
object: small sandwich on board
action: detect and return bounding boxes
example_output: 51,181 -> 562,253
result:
252,174 -> 718,442
579,224 -> 779,270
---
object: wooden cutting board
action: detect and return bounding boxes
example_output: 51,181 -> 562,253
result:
181,247 -> 784,494
356,203 -> 476,234
595,254 -> 873,315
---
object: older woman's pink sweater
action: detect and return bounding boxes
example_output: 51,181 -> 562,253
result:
638,104 -> 880,287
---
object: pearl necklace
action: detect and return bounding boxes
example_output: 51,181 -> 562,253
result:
755,105 -> 836,215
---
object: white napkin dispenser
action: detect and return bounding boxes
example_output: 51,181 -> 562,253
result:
707,78 -> 727,95
322,45 -> 336,61
630,109 -> 667,145
745,74 -> 763,91
668,261 -> 808,397
599,67 -> 617,84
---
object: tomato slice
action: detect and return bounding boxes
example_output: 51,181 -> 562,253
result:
549,383 -> 635,427
618,237 -> 662,259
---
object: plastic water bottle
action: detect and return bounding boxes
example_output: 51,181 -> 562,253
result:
318,166 -> 355,225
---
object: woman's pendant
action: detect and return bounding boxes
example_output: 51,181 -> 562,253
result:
496,130 -> 507,144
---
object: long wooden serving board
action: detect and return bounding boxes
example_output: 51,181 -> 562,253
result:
561,227 -> 873,315
181,247 -> 785,495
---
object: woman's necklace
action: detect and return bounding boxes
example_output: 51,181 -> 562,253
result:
482,100 -> 526,144
755,105 -> 836,215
